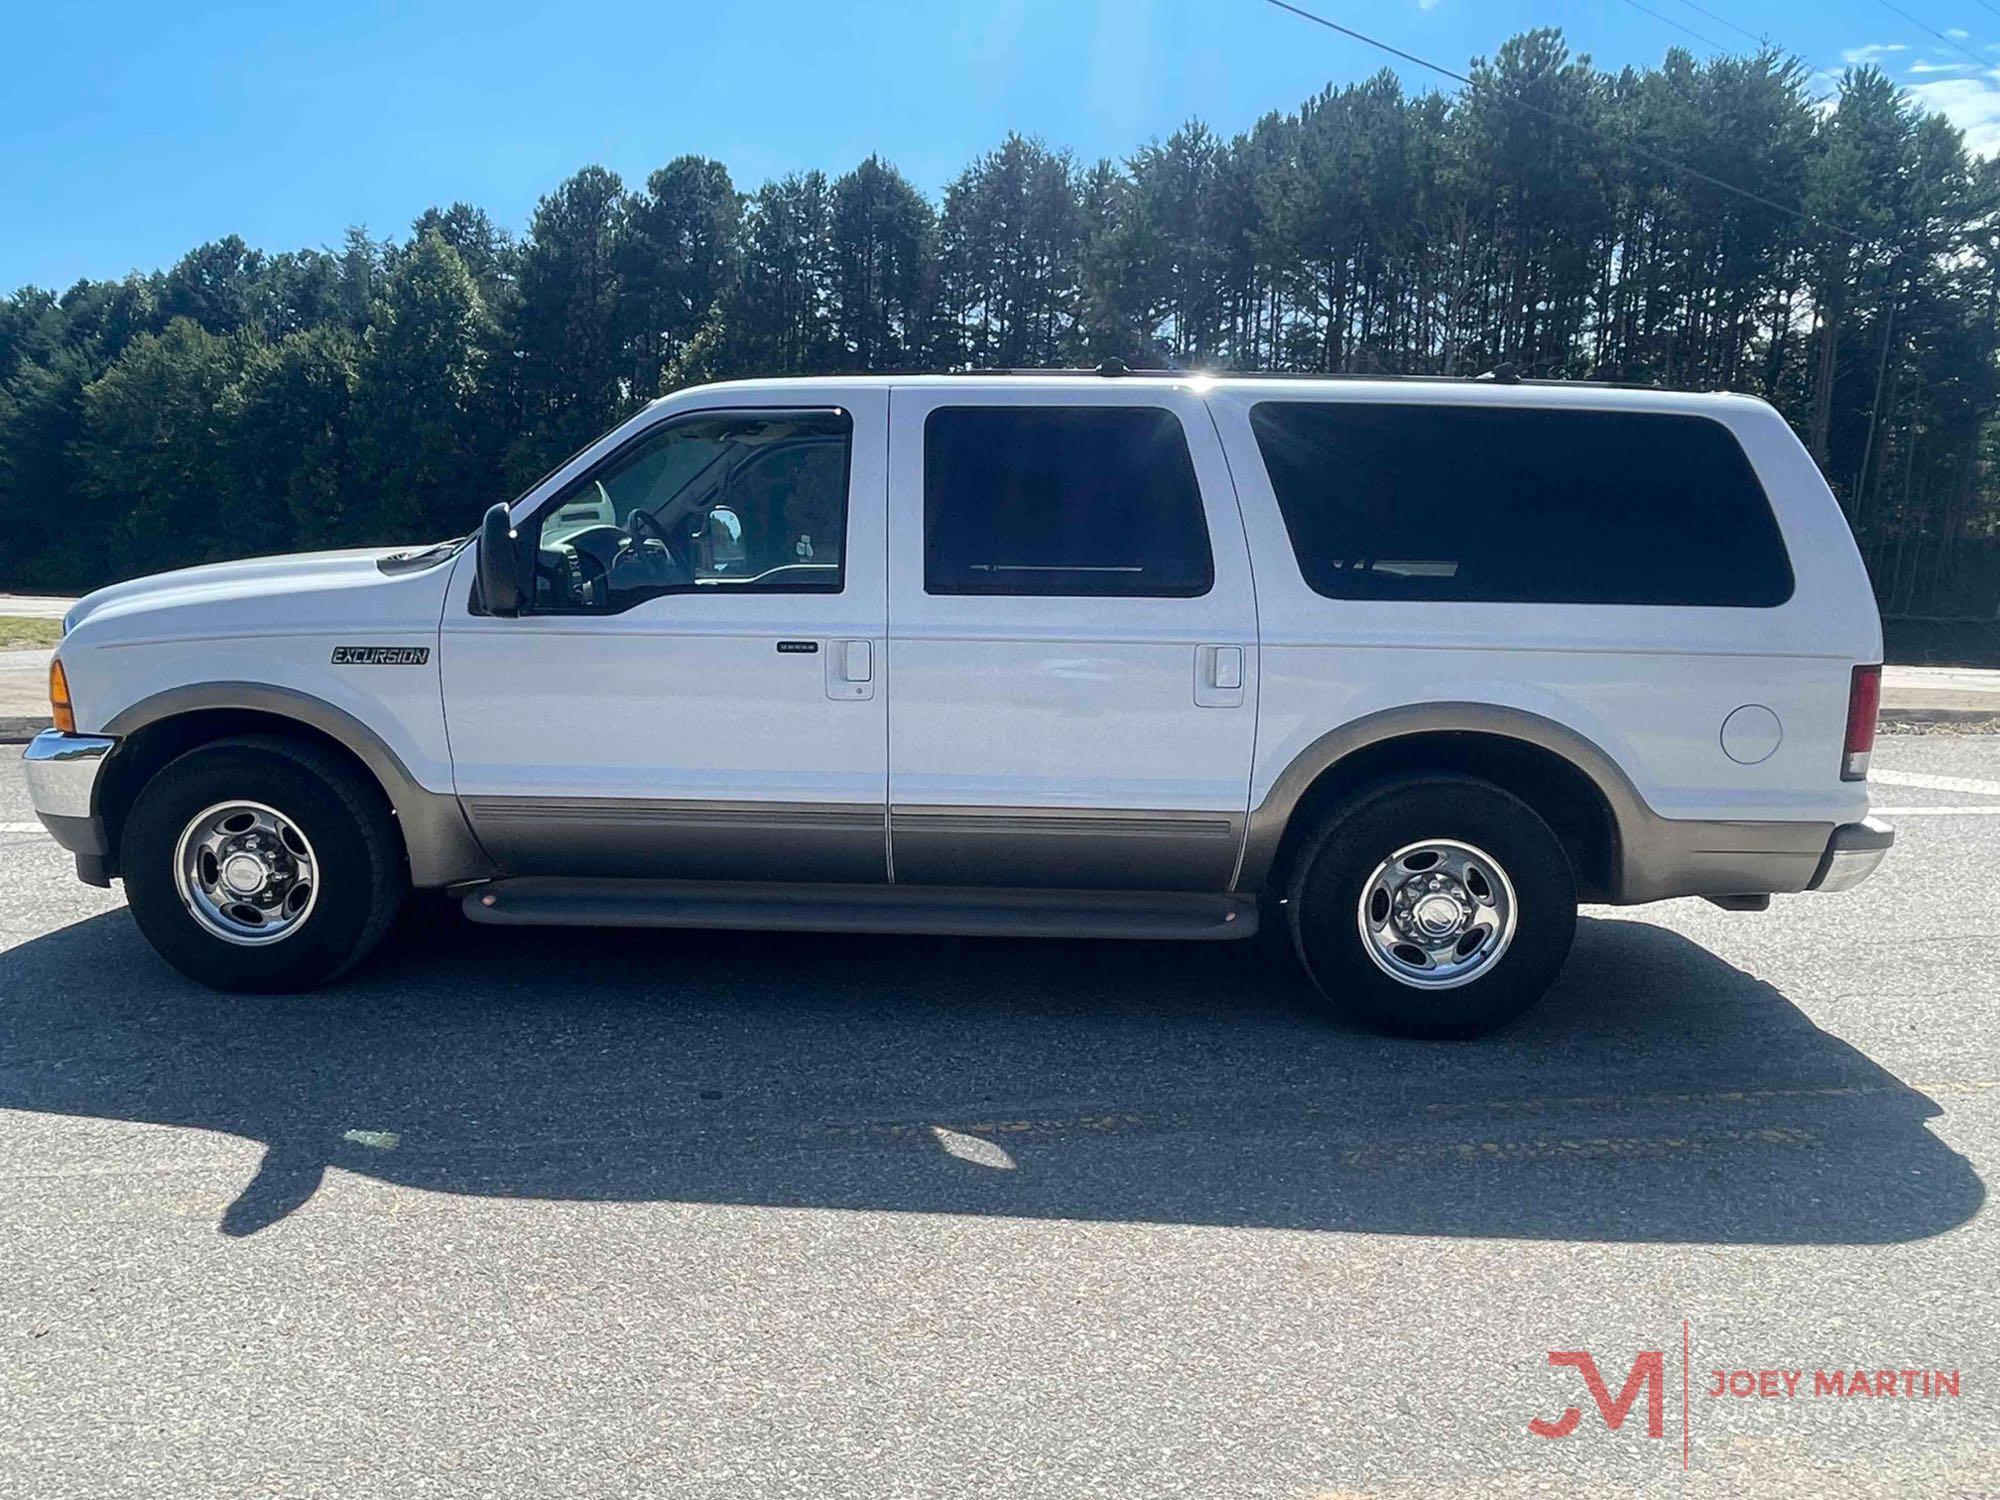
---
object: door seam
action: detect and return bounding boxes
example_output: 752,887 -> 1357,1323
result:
1201,395 -> 1263,893
884,384 -> 897,884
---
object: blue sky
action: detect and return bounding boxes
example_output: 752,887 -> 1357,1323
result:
7,0 -> 1999,292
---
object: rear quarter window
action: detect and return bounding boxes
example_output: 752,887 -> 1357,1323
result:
1247,402 -> 1795,607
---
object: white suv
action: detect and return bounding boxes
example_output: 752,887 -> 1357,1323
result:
23,371 -> 1893,1037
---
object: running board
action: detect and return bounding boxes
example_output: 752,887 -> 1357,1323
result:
460,878 -> 1259,942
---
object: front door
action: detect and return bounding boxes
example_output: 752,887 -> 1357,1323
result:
441,392 -> 888,882
885,385 -> 1258,890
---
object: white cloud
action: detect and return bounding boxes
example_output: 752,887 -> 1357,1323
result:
1825,34 -> 2000,156
1905,74 -> 2000,156
1416,0 -> 1444,9
1946,27 -> 1970,41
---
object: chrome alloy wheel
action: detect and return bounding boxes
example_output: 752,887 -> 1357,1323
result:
172,800 -> 320,945
1356,838 -> 1517,990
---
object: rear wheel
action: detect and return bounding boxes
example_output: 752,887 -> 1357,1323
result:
121,736 -> 405,992
1286,774 -> 1576,1038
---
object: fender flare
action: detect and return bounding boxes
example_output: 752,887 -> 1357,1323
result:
101,682 -> 495,888
1235,701 -> 1648,894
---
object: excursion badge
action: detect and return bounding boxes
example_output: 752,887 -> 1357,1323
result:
331,646 -> 431,665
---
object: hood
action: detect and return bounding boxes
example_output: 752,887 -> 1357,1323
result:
62,544 -> 463,644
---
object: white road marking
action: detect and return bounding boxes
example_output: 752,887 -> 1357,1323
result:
1873,806 -> 2000,816
0,822 -> 46,833
1871,768 -> 2000,797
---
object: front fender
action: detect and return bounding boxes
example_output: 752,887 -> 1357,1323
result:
100,682 -> 492,889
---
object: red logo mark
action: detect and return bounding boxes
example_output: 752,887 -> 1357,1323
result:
1530,1350 -> 1667,1440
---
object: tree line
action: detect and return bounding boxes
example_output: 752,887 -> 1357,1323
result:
2,29 -> 1996,614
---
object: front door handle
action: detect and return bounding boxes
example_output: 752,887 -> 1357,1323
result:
826,638 -> 876,701
843,639 -> 872,683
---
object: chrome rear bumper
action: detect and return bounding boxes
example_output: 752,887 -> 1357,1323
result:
1807,816 -> 1895,893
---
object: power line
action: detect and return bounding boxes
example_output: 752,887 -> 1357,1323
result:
1621,0 -> 1729,53
1258,0 -> 1857,241
1670,0 -> 1773,48
1868,0 -> 1996,69
1641,0 -> 1839,110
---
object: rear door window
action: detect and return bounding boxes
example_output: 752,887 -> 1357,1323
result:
1248,402 -> 1794,607
923,406 -> 1214,597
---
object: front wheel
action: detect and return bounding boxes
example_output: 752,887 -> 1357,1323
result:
120,736 -> 405,992
1286,774 -> 1577,1038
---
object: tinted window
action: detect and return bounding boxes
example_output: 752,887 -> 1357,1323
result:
1249,403 -> 1794,607
924,406 -> 1213,597
528,409 -> 849,613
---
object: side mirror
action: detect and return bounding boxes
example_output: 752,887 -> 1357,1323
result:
477,501 -> 523,616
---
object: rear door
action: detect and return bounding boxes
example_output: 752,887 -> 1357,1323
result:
885,383 -> 1257,890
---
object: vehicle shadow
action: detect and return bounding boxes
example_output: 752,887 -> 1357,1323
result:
0,905 -> 1981,1243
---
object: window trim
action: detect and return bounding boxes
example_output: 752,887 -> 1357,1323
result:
921,403 -> 1217,600
1247,399 -> 1797,609
517,404 -> 855,618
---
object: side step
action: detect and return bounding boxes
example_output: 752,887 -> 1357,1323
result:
460,878 -> 1259,942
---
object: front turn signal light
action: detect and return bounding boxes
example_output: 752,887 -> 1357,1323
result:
49,657 -> 75,734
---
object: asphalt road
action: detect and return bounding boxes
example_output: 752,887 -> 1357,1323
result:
1,739 -> 1996,1498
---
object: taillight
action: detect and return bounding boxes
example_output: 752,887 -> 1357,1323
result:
49,657 -> 75,735
1842,663 -> 1880,781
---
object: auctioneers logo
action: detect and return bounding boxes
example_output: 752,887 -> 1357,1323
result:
1530,1324 -> 1963,1470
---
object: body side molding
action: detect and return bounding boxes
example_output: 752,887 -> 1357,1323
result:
890,805 -> 1244,891
463,797 -> 888,883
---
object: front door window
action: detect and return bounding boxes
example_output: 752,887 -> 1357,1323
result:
528,409 -> 851,614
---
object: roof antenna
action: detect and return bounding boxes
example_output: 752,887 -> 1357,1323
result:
1096,357 -> 1130,378
1475,361 -> 1521,385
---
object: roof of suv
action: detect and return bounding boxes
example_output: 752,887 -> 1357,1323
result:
657,370 -> 1774,418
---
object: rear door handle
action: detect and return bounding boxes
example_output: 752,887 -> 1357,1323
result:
1194,644 -> 1246,707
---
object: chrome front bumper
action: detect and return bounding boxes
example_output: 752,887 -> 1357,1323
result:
23,729 -> 117,831
1807,816 -> 1895,893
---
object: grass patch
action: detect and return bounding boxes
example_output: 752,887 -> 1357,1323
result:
0,616 -> 62,650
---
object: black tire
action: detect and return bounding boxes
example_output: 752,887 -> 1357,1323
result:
120,736 -> 405,992
1286,773 -> 1576,1039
